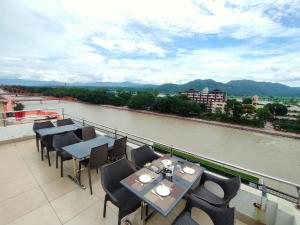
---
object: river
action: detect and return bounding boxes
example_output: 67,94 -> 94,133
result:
24,100 -> 300,194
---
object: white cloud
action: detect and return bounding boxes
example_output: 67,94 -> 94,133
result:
0,0 -> 300,86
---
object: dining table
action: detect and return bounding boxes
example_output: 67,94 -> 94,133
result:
121,155 -> 204,225
63,135 -> 115,189
36,124 -> 85,161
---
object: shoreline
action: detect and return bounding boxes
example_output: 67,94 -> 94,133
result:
98,104 -> 300,140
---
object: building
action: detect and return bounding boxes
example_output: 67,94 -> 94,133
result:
212,101 -> 226,113
179,87 -> 227,111
252,95 -> 259,105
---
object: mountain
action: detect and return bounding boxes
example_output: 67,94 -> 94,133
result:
0,79 -> 146,88
0,78 -> 299,96
156,79 -> 300,96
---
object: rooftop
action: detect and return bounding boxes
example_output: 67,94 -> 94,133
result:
0,137 -> 252,225
0,118 -> 299,225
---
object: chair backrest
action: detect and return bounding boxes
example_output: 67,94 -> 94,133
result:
111,136 -> 127,159
131,145 -> 160,168
187,195 -> 235,225
101,158 -> 135,193
223,176 -> 241,201
52,131 -> 81,151
89,144 -> 108,169
56,118 -> 74,127
82,126 -> 96,141
33,120 -> 54,132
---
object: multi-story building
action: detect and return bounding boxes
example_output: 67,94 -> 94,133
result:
179,87 -> 227,111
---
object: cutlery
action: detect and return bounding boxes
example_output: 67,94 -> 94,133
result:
151,189 -> 164,200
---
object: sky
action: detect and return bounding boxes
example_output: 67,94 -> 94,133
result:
0,0 -> 300,86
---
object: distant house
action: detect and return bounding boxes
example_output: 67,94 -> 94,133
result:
179,87 -> 227,111
252,95 -> 259,105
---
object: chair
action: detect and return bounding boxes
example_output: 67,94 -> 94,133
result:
81,126 -> 96,141
109,136 -> 127,161
192,172 -> 240,208
56,118 -> 74,127
78,144 -> 108,195
52,132 -> 81,177
32,120 -> 54,152
172,195 -> 235,225
101,159 -> 140,225
131,145 -> 160,169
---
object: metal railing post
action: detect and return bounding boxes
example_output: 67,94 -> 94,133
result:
62,108 -> 65,119
82,118 -> 85,126
115,129 -> 117,139
296,187 -> 300,209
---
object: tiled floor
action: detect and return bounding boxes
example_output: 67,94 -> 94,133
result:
0,139 -> 247,225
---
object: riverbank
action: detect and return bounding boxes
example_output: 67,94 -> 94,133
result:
99,104 -> 300,139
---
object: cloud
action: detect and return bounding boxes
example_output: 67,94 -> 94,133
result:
0,0 -> 300,86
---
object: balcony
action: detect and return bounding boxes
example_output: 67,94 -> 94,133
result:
0,114 -> 299,225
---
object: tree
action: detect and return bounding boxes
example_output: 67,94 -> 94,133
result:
264,103 -> 288,116
225,99 -> 244,120
256,108 -> 272,122
242,104 -> 256,119
242,97 -> 252,104
127,92 -> 155,110
14,103 -> 24,111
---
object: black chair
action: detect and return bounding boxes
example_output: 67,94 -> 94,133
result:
192,172 -> 240,208
56,118 -> 74,127
109,136 -> 127,161
172,195 -> 235,225
32,120 -> 54,152
101,158 -> 140,225
79,144 -> 108,195
52,132 -> 81,177
81,126 -> 96,141
131,145 -> 160,169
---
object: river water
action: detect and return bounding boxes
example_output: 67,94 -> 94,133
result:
24,100 -> 300,193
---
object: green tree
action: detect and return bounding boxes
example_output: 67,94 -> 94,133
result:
127,92 -> 155,110
242,104 -> 256,119
265,103 -> 288,116
256,108 -> 272,122
242,97 -> 252,104
225,99 -> 244,120
14,103 -> 24,111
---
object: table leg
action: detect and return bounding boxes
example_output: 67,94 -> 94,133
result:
67,157 -> 86,190
141,201 -> 146,225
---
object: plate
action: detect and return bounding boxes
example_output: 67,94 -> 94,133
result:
155,185 -> 171,197
183,167 -> 195,175
150,165 -> 159,172
139,174 -> 152,183
161,159 -> 173,167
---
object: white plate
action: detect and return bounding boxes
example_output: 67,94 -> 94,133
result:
183,167 -> 195,175
161,159 -> 173,167
150,165 -> 159,172
155,185 -> 171,197
139,174 -> 152,183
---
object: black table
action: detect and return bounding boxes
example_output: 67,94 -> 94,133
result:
63,136 -> 115,189
36,124 -> 84,162
121,156 -> 204,224
36,124 -> 82,137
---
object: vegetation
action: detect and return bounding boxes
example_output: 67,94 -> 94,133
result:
264,103 -> 288,116
152,143 -> 259,184
152,95 -> 206,116
273,115 -> 300,134
242,97 -> 252,104
14,103 -> 24,111
127,92 -> 155,110
8,86 -> 300,133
